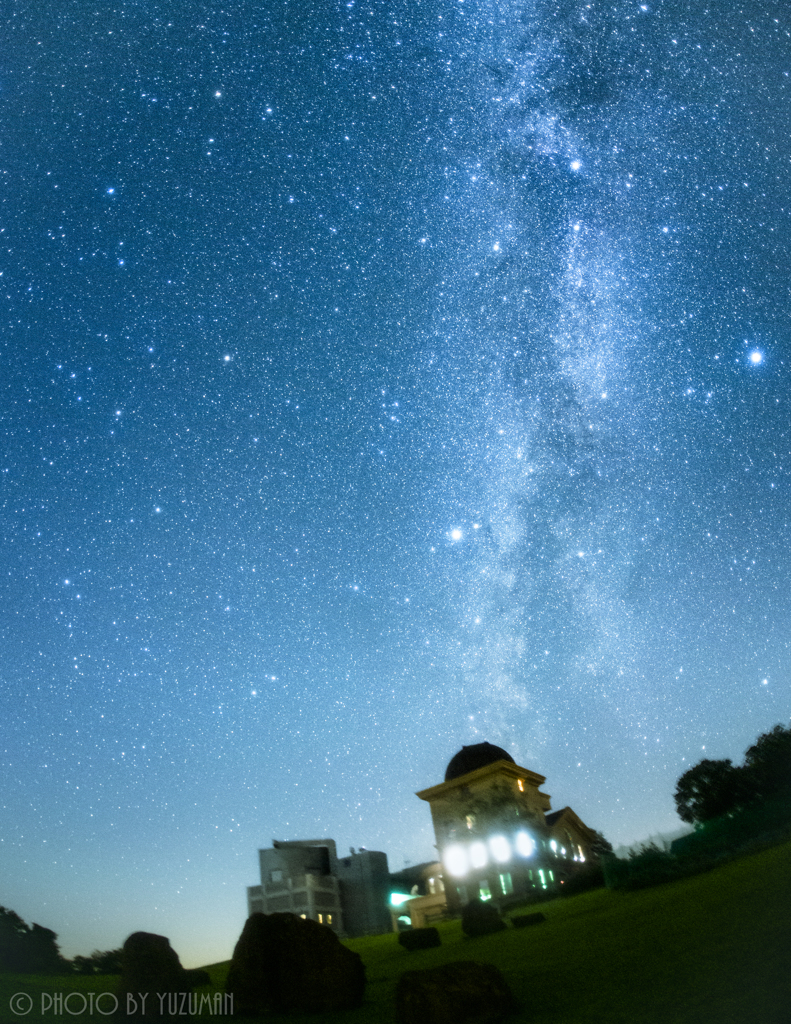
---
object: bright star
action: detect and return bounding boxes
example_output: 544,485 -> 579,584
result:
749,350 -> 763,364
451,529 -> 463,541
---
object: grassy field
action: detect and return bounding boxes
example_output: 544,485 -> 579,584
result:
2,840 -> 790,1023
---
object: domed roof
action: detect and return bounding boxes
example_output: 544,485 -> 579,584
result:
444,742 -> 515,782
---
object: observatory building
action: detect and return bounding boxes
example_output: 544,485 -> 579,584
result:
416,741 -> 598,913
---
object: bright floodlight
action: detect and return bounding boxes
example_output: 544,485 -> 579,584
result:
469,841 -> 488,869
515,831 -> 535,858
489,835 -> 511,863
444,845 -> 469,877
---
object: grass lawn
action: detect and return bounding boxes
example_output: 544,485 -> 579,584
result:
2,840 -> 789,1023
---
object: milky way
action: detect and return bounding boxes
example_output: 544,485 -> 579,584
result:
1,0 -> 789,965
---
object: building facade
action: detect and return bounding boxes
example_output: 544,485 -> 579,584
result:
246,838 -> 391,938
417,742 -> 599,914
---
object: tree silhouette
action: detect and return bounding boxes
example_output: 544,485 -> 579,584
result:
73,948 -> 124,975
674,723 -> 791,827
743,724 -> 791,802
673,758 -> 745,825
0,907 -> 67,974
589,830 -> 614,858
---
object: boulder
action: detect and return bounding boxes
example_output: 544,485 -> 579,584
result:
461,898 -> 507,938
395,960 -> 515,1024
115,932 -> 196,1019
511,912 -> 546,929
225,912 -> 365,1015
398,927 -> 441,951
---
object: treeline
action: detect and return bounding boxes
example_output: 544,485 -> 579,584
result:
674,723 -> 791,825
605,722 -> 791,892
0,907 -> 121,976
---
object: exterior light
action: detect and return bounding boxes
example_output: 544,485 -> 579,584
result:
515,831 -> 535,857
550,839 -> 558,853
469,841 -> 488,869
389,892 -> 413,907
489,835 -> 511,863
444,844 -> 469,877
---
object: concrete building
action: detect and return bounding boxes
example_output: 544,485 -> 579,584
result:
416,742 -> 599,914
246,838 -> 391,938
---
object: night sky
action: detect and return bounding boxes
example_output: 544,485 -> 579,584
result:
2,0 -> 790,967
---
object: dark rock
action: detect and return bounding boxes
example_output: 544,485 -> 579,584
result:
398,928 -> 441,951
511,912 -> 546,929
115,932 -> 197,1019
225,912 -> 365,1015
461,898 -> 507,938
395,960 -> 515,1024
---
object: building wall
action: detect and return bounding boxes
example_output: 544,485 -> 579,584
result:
246,838 -> 391,938
247,839 -> 344,933
336,849 -> 392,936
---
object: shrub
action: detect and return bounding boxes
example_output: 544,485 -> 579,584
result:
559,863 -> 605,896
603,844 -> 684,891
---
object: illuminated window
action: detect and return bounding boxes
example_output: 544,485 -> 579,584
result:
517,779 -> 524,792
515,831 -> 535,858
465,814 -> 476,830
444,844 -> 469,877
326,914 -> 333,926
549,871 -> 555,882
550,839 -> 558,853
489,835 -> 511,863
317,913 -> 324,924
479,880 -> 492,901
300,914 -> 307,919
469,841 -> 488,869
499,872 -> 513,896
538,869 -> 547,889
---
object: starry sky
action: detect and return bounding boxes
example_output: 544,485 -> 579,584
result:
2,0 -> 790,968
